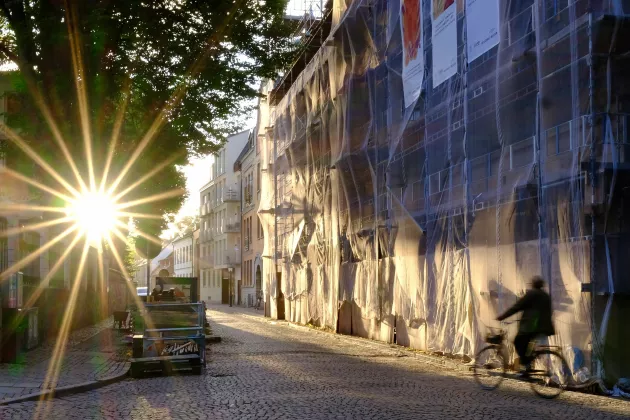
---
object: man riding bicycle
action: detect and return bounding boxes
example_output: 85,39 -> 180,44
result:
496,276 -> 555,377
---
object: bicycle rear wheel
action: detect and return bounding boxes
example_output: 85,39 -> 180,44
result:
473,345 -> 506,390
529,349 -> 570,399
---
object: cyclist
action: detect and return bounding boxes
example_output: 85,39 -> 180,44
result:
496,276 -> 555,377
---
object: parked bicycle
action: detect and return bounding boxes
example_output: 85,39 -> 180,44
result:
473,322 -> 571,399
255,292 -> 263,310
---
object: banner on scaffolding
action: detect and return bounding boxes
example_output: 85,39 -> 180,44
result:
400,0 -> 424,106
465,0 -> 500,63
431,0 -> 458,87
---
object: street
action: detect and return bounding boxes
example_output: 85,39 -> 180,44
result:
2,304 -> 629,420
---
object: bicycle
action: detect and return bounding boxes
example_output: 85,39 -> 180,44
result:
473,323 -> 571,399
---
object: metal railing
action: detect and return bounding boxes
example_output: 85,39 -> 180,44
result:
216,250 -> 241,266
225,221 -> 241,233
222,188 -> 239,202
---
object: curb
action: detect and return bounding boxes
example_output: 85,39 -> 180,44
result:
0,368 -> 130,406
205,336 -> 222,344
261,316 -> 474,373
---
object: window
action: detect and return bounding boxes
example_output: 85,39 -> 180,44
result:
203,272 -> 206,287
257,163 -> 261,192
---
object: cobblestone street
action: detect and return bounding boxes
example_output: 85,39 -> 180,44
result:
2,304 -> 629,419
0,316 -> 129,402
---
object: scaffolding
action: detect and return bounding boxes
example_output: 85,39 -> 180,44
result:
259,0 -> 630,386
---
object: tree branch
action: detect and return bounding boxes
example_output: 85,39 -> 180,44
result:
0,40 -> 18,64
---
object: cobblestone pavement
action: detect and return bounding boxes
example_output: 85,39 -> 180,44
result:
0,316 -> 130,402
2,304 -> 629,419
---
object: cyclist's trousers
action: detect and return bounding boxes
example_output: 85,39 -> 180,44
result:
514,333 -> 537,367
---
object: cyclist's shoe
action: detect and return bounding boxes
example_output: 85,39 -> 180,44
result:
518,366 -> 533,379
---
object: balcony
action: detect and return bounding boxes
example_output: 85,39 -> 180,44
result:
215,249 -> 241,267
225,221 -> 241,233
200,202 -> 211,216
213,188 -> 240,207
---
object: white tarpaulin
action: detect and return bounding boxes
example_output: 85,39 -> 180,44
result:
465,0 -> 500,63
431,0 -> 457,87
261,0 -> 630,387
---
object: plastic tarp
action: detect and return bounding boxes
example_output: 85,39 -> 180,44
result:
258,0 -> 630,384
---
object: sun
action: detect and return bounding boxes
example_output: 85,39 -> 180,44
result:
66,191 -> 119,244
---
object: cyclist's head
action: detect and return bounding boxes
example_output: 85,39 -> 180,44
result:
531,276 -> 545,289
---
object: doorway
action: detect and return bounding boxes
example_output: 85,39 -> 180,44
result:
255,265 -> 262,297
276,271 -> 285,320
221,277 -> 229,304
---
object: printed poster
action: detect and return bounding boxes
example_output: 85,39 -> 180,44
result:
466,0 -> 500,63
431,0 -> 458,87
400,0 -> 424,107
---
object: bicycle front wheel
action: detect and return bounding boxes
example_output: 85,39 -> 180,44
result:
473,345 -> 506,390
529,349 -> 571,399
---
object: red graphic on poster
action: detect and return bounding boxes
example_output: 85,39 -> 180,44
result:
402,0 -> 421,66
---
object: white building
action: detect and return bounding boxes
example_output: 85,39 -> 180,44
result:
173,233 -> 194,277
132,261 -> 147,287
199,130 -> 249,304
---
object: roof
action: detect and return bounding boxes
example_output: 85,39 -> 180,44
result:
269,3 -> 333,105
150,246 -> 173,272
233,132 -> 255,172
172,232 -> 194,245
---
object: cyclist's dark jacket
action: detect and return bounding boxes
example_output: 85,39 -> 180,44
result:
497,288 -> 555,336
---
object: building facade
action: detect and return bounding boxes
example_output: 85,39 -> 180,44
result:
0,73 -> 113,344
235,93 -> 270,307
198,130 -> 250,304
199,177 -> 218,302
258,1 -> 630,385
173,234 -> 194,277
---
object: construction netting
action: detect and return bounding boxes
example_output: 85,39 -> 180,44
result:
258,0 -> 630,386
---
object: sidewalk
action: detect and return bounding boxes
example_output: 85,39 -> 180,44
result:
0,316 -> 130,403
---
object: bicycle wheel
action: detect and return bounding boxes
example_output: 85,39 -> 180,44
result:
473,345 -> 506,390
529,349 -> 571,399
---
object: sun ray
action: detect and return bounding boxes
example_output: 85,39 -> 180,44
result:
104,232 -> 157,331
115,188 -> 185,211
0,224 -> 79,282
110,225 -> 131,243
96,250 -> 108,323
5,84 -> 87,196
0,123 -> 82,198
106,0 -> 245,195
0,203 -> 69,214
36,241 -> 89,417
65,0 -> 96,191
99,78 -> 132,194
110,153 -> 182,201
116,211 -> 164,220
0,166 -> 76,203
0,216 -> 73,238
113,222 -> 162,247
21,232 -> 84,312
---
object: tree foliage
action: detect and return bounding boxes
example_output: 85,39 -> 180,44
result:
163,214 -> 199,239
0,0 -> 293,243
